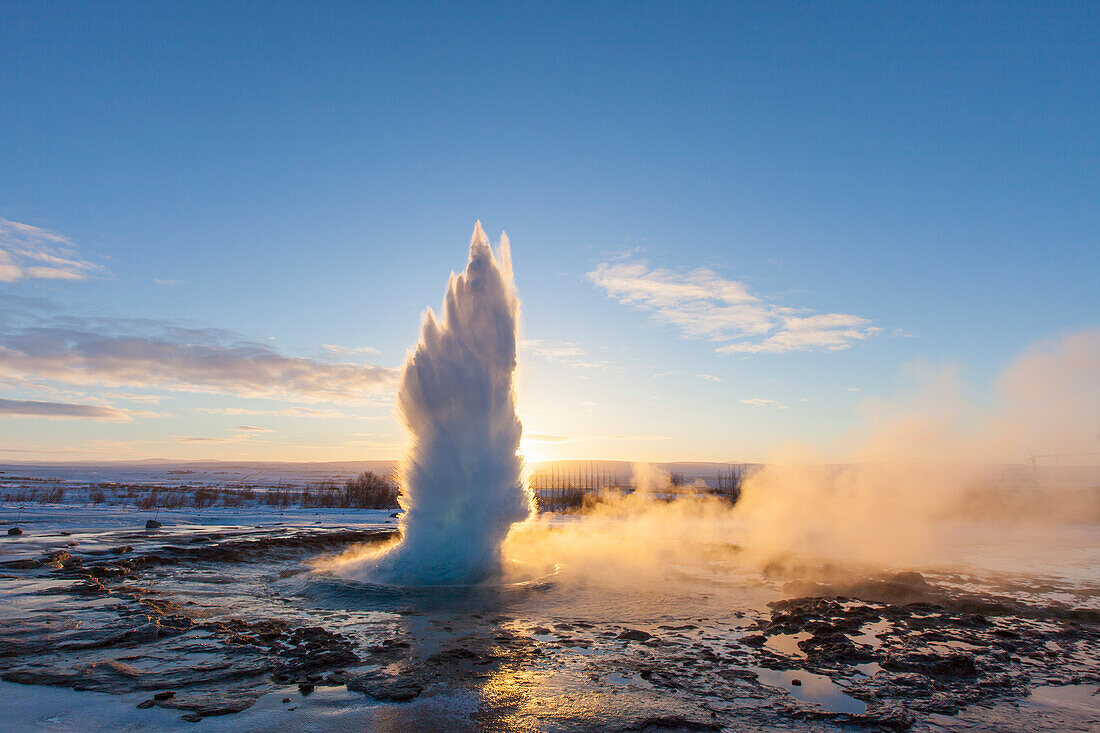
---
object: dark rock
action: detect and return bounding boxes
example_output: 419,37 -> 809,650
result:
624,715 -> 720,731
800,630 -> 874,663
137,699 -> 155,708
145,520 -> 162,529
791,678 -> 802,686
883,651 -> 977,678
891,571 -> 929,589
7,527 -> 22,535
110,545 -> 134,554
347,671 -> 423,702
740,634 -> 767,648
617,628 -> 653,642
154,691 -> 176,700
2,559 -> 42,569
282,697 -> 291,703
156,690 -> 261,717
298,682 -> 315,695
861,702 -> 916,731
181,713 -> 202,722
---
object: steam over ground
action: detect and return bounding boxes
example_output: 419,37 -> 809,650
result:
504,328 -> 1100,586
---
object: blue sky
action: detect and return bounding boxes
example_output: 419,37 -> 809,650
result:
1,1 -> 1097,462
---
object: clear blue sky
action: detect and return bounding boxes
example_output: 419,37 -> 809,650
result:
1,1 -> 1097,462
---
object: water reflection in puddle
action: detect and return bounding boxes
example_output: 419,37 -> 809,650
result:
850,619 -> 890,649
764,631 -> 810,658
855,662 -> 881,676
753,668 -> 867,714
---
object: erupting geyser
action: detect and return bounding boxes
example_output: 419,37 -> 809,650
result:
353,222 -> 532,584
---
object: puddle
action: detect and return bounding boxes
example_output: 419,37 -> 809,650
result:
605,672 -> 652,688
854,662 -> 881,676
850,619 -> 890,649
1025,684 -> 1100,714
764,632 -> 809,658
753,668 -> 867,715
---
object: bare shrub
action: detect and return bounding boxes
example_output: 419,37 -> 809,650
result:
263,488 -> 297,507
344,471 -> 399,509
42,486 -> 66,503
192,488 -> 216,508
161,491 -> 187,509
221,490 -> 245,507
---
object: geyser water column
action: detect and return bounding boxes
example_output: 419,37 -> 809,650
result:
370,222 -> 532,584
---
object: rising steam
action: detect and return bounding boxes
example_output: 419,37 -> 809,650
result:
336,222 -> 532,584
503,328 -> 1100,588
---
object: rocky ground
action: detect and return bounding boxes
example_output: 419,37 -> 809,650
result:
0,511 -> 1097,731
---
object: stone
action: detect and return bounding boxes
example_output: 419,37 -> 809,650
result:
617,628 -> 653,642
347,671 -> 423,702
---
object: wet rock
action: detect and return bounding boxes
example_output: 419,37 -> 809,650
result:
156,690 -> 261,717
882,651 -> 977,678
740,634 -> 767,648
800,630 -> 874,663
181,713 -> 202,722
154,690 -> 176,700
7,527 -> 22,536
859,702 -> 916,730
110,545 -> 134,554
46,550 -> 72,567
892,572 -> 929,589
145,520 -> 162,529
2,559 -> 41,569
623,715 -> 720,731
136,699 -> 155,709
618,629 -> 653,642
347,671 -> 423,702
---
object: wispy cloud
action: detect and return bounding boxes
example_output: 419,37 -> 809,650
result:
102,391 -> 165,404
234,425 -> 274,433
741,398 -> 789,409
696,373 -> 722,382
153,279 -> 185,287
0,397 -> 130,420
524,432 -> 669,443
0,298 -> 397,402
322,343 -> 380,358
195,406 -> 379,419
173,435 -> 243,444
587,259 -> 879,354
520,339 -> 613,370
0,218 -> 106,283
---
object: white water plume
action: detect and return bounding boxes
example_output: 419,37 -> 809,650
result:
337,222 -> 532,584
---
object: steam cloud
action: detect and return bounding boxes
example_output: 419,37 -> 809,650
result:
337,223 -> 532,584
504,328 -> 1100,586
